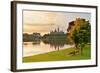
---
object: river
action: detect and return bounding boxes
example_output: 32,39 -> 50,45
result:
23,41 -> 74,57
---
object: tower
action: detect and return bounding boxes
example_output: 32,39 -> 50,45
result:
57,27 -> 59,32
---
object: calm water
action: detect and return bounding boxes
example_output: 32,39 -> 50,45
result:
23,41 -> 74,57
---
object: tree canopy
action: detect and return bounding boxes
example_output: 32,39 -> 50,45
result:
67,18 -> 91,50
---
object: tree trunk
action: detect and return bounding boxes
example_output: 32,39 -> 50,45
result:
75,44 -> 78,49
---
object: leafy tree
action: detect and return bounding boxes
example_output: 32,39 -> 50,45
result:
71,21 -> 91,54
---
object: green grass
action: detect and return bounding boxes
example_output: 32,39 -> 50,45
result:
23,45 -> 91,63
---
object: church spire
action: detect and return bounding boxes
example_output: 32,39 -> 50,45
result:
57,27 -> 59,32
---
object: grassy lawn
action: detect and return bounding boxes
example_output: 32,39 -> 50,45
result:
23,45 -> 91,63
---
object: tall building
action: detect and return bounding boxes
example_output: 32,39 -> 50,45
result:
50,27 -> 64,35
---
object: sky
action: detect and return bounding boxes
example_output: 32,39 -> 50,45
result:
23,10 -> 91,36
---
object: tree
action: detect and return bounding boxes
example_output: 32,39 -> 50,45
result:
71,20 -> 91,55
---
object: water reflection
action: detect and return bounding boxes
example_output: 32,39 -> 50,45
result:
23,38 -> 74,57
42,39 -> 67,51
23,31 -> 74,57
32,40 -> 40,45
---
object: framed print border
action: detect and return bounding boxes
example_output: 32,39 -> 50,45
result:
11,1 -> 98,72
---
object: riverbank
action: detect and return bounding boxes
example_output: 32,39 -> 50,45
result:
23,44 -> 91,63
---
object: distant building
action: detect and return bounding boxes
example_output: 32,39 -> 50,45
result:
32,33 -> 41,40
23,33 -> 41,42
50,27 -> 64,35
32,33 -> 41,37
42,27 -> 66,40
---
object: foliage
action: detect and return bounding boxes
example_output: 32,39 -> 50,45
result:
72,20 -> 91,50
